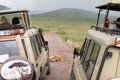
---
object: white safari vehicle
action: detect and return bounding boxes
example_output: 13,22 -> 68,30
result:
71,0 -> 120,80
0,9 -> 50,80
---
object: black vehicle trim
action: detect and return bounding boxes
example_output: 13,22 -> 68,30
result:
96,45 -> 117,80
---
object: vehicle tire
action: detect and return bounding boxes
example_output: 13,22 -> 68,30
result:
46,57 -> 51,75
70,67 -> 75,80
1,56 -> 34,80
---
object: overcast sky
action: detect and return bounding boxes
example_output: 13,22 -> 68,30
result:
0,0 -> 102,12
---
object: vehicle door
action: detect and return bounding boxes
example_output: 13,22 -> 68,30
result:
30,33 -> 47,79
99,47 -> 120,80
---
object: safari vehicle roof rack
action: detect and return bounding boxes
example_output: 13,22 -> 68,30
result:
96,3 -> 120,11
0,9 -> 29,15
95,1 -> 120,32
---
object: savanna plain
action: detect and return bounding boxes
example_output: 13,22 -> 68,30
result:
30,8 -> 98,44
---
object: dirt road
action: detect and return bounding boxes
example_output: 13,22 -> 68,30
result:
44,31 -> 73,80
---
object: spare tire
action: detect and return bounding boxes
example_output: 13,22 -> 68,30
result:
0,56 -> 34,80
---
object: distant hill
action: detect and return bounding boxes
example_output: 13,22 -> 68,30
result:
31,8 -> 98,24
0,5 -> 10,10
31,8 -> 115,25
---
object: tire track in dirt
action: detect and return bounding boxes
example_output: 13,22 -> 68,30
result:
44,31 -> 73,80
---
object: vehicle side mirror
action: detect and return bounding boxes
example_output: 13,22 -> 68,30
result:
44,41 -> 48,45
73,48 -> 80,58
44,41 -> 49,51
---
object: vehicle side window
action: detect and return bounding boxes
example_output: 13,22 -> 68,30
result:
36,34 -> 44,52
38,34 -> 44,46
80,38 -> 90,59
82,40 -> 100,80
30,35 -> 41,60
34,36 -> 41,56
38,29 -> 45,45
83,40 -> 94,69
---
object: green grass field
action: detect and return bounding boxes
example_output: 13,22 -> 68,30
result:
31,20 -> 92,42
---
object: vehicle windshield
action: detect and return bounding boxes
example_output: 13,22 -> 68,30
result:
0,40 -> 19,63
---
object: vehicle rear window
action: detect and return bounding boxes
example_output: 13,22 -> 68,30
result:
0,40 -> 19,63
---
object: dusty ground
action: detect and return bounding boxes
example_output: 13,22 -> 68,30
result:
44,31 -> 73,80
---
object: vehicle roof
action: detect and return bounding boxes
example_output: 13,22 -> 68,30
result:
0,9 -> 29,15
96,0 -> 120,11
87,29 -> 116,45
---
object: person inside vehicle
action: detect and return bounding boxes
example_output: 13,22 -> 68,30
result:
12,17 -> 20,25
1,16 -> 10,25
105,19 -> 109,28
113,17 -> 120,30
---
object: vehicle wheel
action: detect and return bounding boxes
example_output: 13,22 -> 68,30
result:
70,67 -> 75,80
46,57 -> 51,75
